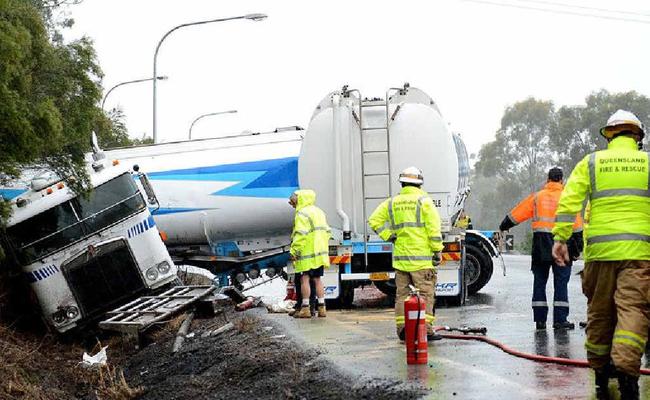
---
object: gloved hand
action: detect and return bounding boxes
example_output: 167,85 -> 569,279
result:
432,252 -> 442,266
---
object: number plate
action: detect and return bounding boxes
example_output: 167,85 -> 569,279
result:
369,272 -> 390,281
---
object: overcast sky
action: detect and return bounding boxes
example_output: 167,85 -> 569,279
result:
65,0 -> 650,156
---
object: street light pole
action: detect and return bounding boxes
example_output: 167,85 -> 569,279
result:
102,76 -> 167,111
189,110 -> 238,140
152,13 -> 267,143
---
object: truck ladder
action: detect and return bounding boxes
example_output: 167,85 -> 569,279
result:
358,97 -> 392,267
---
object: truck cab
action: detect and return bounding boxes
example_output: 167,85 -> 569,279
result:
0,147 -> 177,332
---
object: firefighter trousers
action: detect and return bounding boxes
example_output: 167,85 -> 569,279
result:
395,268 -> 436,336
581,260 -> 650,376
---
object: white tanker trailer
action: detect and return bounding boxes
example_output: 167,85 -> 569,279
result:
104,84 -> 499,305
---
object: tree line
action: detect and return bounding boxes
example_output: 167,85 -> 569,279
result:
465,90 -> 650,250
0,0 -> 149,231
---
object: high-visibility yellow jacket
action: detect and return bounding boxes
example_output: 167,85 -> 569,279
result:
368,186 -> 444,272
290,190 -> 331,273
553,136 -> 650,261
455,215 -> 472,229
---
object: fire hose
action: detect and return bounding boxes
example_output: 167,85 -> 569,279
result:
434,326 -> 650,376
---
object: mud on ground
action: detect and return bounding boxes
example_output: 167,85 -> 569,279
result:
124,307 -> 424,400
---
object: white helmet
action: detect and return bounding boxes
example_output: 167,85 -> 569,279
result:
398,166 -> 424,185
600,109 -> 645,139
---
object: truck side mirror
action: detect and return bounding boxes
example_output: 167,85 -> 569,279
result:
138,173 -> 158,207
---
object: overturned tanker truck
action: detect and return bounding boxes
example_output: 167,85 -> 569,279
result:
105,83 -> 500,306
0,140 -> 180,333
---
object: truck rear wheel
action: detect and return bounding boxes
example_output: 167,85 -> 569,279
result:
465,244 -> 493,295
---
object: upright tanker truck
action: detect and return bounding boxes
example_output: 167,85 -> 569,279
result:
105,84 -> 499,305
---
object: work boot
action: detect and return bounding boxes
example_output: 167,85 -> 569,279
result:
317,304 -> 327,318
617,372 -> 639,400
398,329 -> 405,341
427,331 -> 442,341
295,306 -> 312,318
594,368 -> 612,400
553,321 -> 575,330
535,321 -> 546,330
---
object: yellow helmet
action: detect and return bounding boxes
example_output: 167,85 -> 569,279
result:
600,109 -> 645,139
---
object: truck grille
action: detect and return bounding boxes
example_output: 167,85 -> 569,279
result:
62,239 -> 146,319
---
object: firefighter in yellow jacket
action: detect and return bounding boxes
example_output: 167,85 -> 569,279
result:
289,189 -> 331,319
552,110 -> 650,400
369,166 -> 444,341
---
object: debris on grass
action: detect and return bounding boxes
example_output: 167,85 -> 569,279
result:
234,315 -> 257,333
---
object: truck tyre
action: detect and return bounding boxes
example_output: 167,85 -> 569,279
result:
465,244 -> 493,295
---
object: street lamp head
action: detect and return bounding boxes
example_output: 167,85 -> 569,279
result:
156,76 -> 169,81
244,13 -> 268,21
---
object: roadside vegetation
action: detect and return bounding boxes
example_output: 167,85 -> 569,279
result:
466,91 -> 650,250
0,1 -> 151,398
0,0 -> 150,229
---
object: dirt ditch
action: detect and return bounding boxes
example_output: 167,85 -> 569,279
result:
123,308 -> 424,400
0,282 -> 422,400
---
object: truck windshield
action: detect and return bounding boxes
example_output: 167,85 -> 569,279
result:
6,173 -> 145,264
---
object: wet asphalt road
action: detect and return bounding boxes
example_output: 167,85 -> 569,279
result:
266,255 -> 649,399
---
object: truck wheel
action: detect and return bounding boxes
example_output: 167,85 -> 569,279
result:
465,244 -> 493,295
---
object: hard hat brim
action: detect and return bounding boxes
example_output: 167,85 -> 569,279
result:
399,177 -> 424,184
600,123 -> 645,139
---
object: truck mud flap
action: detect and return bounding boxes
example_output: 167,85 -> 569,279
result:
99,285 -> 215,334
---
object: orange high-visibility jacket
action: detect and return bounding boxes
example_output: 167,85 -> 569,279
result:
507,182 -> 583,233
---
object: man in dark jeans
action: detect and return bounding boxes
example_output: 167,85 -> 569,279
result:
499,167 -> 584,330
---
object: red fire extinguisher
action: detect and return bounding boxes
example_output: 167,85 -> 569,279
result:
285,280 -> 297,301
404,285 -> 427,365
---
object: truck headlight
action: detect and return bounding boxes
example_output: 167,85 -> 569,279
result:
52,310 -> 66,324
146,267 -> 159,281
52,305 -> 80,324
65,306 -> 79,320
156,261 -> 171,274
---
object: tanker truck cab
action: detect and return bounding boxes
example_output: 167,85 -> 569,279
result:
1,144 -> 177,333
300,84 -> 498,306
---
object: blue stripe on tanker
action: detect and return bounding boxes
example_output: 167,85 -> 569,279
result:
153,207 -> 211,215
147,157 -> 299,199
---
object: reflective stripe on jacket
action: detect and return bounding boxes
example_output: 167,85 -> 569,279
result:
507,182 -> 583,234
368,186 -> 444,272
553,136 -> 650,261
290,190 -> 331,272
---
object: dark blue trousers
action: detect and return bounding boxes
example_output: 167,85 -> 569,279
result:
531,262 -> 571,323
